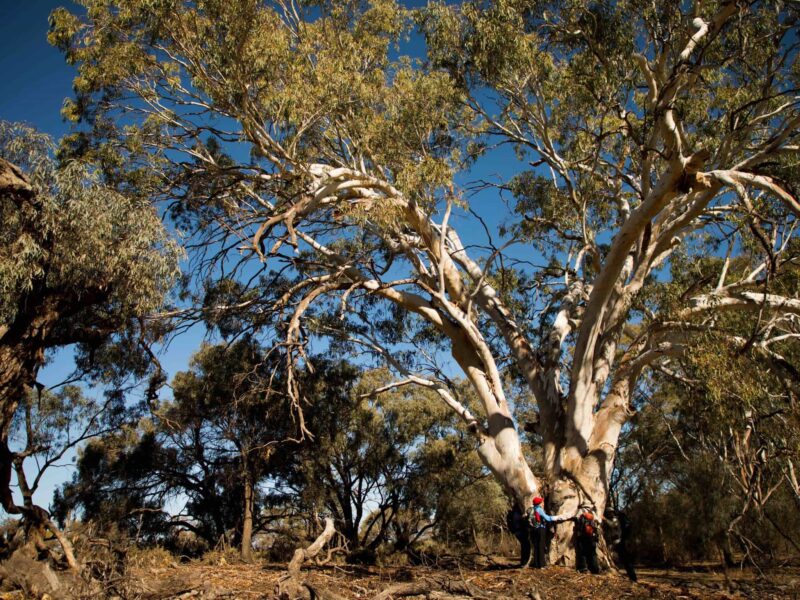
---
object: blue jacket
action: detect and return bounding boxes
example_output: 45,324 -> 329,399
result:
527,505 -> 557,528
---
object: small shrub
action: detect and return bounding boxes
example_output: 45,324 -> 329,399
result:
164,530 -> 209,559
127,546 -> 175,569
263,537 -> 297,563
345,547 -> 377,565
199,547 -> 242,566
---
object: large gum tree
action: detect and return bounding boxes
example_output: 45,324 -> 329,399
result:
51,0 -> 800,563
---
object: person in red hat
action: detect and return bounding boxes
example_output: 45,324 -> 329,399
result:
526,496 -> 569,568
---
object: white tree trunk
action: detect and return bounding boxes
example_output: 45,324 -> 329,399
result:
545,380 -> 632,566
476,421 -> 539,508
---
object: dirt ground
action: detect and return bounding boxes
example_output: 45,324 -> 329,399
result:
119,557 -> 800,600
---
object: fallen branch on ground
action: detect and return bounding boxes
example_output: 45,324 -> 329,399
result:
370,574 -> 494,600
275,517 -> 347,600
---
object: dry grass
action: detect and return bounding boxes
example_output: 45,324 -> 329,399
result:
120,557 -> 800,599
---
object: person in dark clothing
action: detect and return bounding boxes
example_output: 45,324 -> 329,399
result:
603,508 -> 637,581
575,510 -> 600,574
616,512 -> 638,581
526,496 -> 567,568
506,505 -> 531,566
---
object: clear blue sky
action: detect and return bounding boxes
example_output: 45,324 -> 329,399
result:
0,0 -> 75,139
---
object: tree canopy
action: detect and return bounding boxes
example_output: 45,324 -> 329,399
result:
0,121 -> 180,523
44,0 -> 800,565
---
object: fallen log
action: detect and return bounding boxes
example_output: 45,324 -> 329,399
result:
370,575 -> 490,600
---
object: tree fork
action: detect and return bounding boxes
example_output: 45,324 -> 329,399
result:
0,441 -> 79,571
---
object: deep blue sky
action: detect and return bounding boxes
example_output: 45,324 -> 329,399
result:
0,0 -> 75,139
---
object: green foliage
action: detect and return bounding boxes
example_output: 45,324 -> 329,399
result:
58,337 -> 295,549
0,121 -> 181,338
614,301 -> 800,564
627,456 -> 736,564
48,0 -> 466,205
10,385 -> 126,459
275,362 -> 499,558
53,427 -> 171,540
56,355 -> 502,560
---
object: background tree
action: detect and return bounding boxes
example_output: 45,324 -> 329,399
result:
58,338 -> 294,557
0,121 -> 179,557
169,337 -> 294,561
5,385 -> 128,569
283,363 -> 498,563
50,0 -> 800,563
58,420 -> 246,551
613,282 -> 800,567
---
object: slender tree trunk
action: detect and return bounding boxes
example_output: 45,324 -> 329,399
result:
241,473 -> 254,562
14,453 -> 80,571
43,515 -> 80,571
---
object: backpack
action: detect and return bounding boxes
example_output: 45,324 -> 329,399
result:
526,506 -> 543,527
580,512 -> 596,538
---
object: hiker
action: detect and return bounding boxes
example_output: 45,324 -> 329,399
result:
603,508 -> 638,581
526,496 -> 567,568
506,504 -> 531,566
616,511 -> 638,581
575,509 -> 600,574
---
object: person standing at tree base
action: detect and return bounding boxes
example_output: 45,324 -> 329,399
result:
506,504 -> 531,566
575,510 -> 600,574
604,508 -> 638,581
526,496 -> 567,568
616,511 -> 637,581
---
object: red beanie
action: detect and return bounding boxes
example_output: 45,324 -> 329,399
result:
532,496 -> 544,505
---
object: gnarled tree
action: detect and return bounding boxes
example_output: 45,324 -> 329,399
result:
50,0 -> 800,563
0,121 -> 180,548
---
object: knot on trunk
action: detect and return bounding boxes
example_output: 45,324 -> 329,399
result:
677,150 -> 713,193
